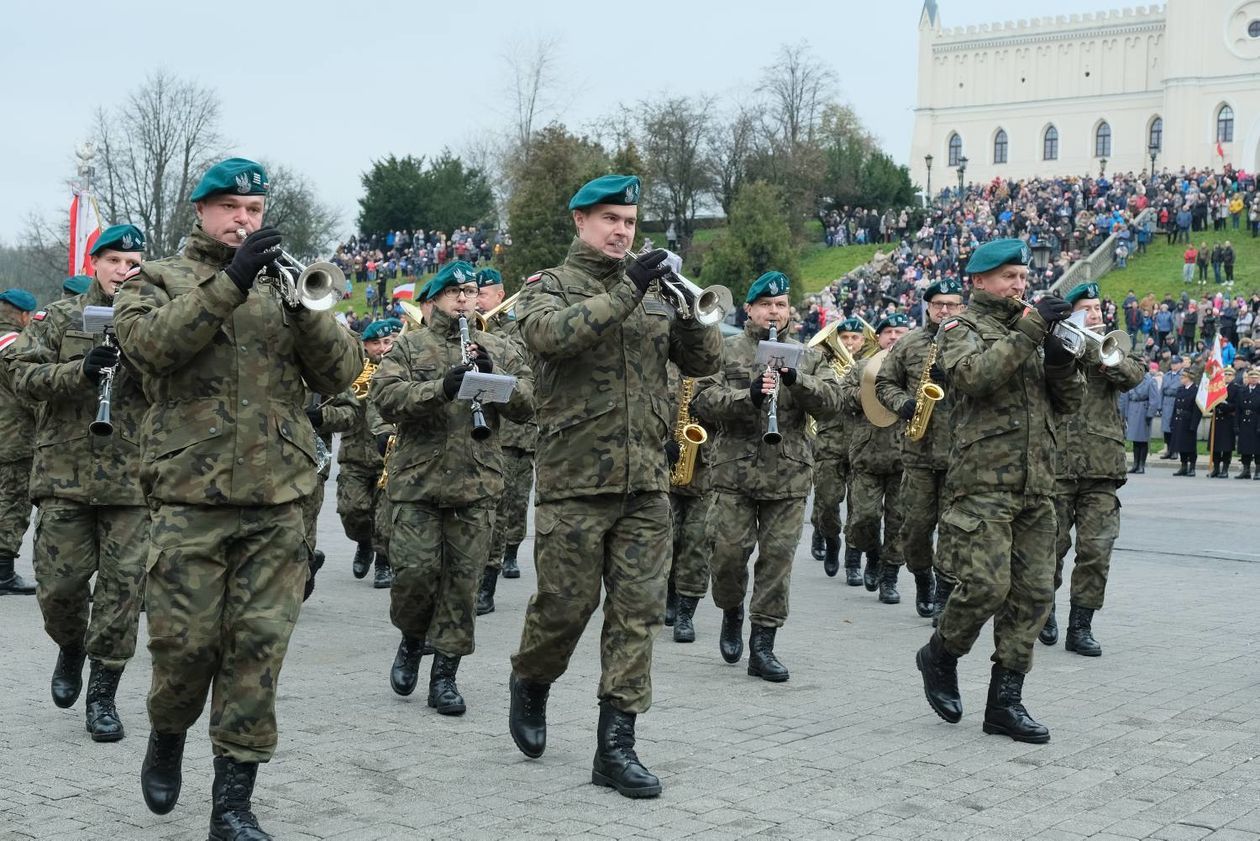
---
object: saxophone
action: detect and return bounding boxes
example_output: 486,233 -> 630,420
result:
669,377 -> 708,487
351,357 -> 378,400
376,433 -> 396,490
905,340 -> 945,441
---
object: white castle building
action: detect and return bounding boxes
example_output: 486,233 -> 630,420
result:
909,0 -> 1260,194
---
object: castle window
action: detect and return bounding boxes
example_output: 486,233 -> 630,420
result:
1148,117 -> 1163,151
1043,126 -> 1059,161
993,129 -> 1008,164
1217,105 -> 1234,143
1248,20 -> 1260,37
1094,121 -> 1112,158
947,133 -> 962,167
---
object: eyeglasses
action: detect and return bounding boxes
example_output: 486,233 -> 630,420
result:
928,301 -> 964,311
441,286 -> 479,300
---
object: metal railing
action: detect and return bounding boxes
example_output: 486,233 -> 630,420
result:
1050,207 -> 1158,295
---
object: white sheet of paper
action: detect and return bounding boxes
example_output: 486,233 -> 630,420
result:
82,305 -> 115,333
457,372 -> 517,404
755,340 -> 803,370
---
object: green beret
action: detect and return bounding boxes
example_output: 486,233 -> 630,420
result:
91,224 -> 146,256
361,318 -> 403,341
0,289 -> 38,312
837,317 -> 864,334
1065,282 -> 1101,305
189,157 -> 270,202
745,271 -> 791,304
63,275 -> 93,296
568,174 -> 641,211
965,238 -> 1031,275
924,278 -> 964,301
875,313 -> 910,333
423,261 -> 477,301
476,268 -> 502,288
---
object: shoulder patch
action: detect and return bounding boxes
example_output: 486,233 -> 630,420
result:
33,311 -> 47,321
525,272 -> 543,285
941,318 -> 961,331
0,332 -> 18,351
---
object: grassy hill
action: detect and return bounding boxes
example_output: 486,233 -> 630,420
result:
1099,228 -> 1259,303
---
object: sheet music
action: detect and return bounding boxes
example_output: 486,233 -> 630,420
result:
82,305 -> 115,333
457,372 -> 517,404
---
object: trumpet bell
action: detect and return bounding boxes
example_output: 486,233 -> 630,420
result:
1098,330 -> 1130,368
694,284 -> 733,327
297,261 -> 347,311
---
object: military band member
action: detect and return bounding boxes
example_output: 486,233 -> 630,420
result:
665,361 -> 715,644
374,261 -> 533,715
115,158 -> 360,838
0,288 -> 39,596
1170,370 -> 1203,476
10,226 -> 150,742
916,239 -> 1082,744
1232,368 -> 1260,478
508,175 -> 721,798
811,318 -> 865,581
693,271 -> 842,680
875,279 -> 964,619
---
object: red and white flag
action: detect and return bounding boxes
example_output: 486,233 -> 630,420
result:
68,190 -> 101,276
1216,142 -> 1226,160
1196,336 -> 1229,413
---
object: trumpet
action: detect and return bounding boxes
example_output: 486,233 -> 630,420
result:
1017,298 -> 1129,367
624,248 -> 733,327
480,291 -> 520,325
236,228 -> 346,311
763,324 -> 782,445
458,315 -> 493,441
852,315 -> 881,359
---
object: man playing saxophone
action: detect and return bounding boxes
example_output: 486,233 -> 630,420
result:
665,362 -> 714,643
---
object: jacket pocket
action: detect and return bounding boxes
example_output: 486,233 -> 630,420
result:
147,405 -> 225,462
540,397 -> 617,437
276,415 -> 317,467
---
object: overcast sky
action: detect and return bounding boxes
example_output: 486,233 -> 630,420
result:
3,0 -> 1114,244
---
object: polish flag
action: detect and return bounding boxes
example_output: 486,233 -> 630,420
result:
68,190 -> 101,276
1196,336 -> 1229,413
1216,142 -> 1226,160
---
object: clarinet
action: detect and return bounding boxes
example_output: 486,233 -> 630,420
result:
763,324 -> 782,445
89,328 -> 117,436
458,315 -> 493,441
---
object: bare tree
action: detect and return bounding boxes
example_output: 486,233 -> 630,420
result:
503,37 -> 561,164
638,96 -> 715,245
758,42 -> 837,149
708,107 -> 759,217
258,162 -> 341,260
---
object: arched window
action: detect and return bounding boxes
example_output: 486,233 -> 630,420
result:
1217,105 -> 1234,143
1148,117 -> 1163,151
993,129 -> 1008,164
1095,121 -> 1112,157
947,133 -> 962,166
1043,125 -> 1059,161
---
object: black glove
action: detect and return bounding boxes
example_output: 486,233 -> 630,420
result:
375,432 -> 392,455
442,364 -> 471,400
897,399 -> 918,421
305,406 -> 323,430
1043,334 -> 1076,366
779,367 -> 798,387
930,362 -> 947,384
750,379 -> 767,406
81,344 -> 119,384
225,226 -> 283,293
626,249 -> 671,295
664,440 -> 681,467
471,345 -> 493,373
1033,294 -> 1072,325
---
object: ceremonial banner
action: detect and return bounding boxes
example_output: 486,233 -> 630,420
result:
68,190 -> 101,276
1196,336 -> 1228,413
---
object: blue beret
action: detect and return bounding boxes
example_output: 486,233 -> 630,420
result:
568,174 -> 641,211
965,238 -> 1032,275
63,275 -> 93,296
423,261 -> 478,301
361,318 -> 403,341
745,271 -> 791,304
836,317 -> 864,334
476,268 -> 502,288
189,157 -> 269,202
91,224 -> 146,255
875,313 -> 910,333
924,278 -> 964,301
0,288 -> 38,312
1065,282 -> 1101,305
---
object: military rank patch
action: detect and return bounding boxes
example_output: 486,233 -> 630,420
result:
643,298 -> 672,317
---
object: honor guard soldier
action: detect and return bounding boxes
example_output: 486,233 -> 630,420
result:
1207,385 -> 1238,479
1232,368 -> 1260,478
1157,356 -> 1187,460
664,360 -> 715,643
508,175 -> 721,798
839,313 -> 910,603
374,262 -> 533,714
114,158 -> 360,839
10,226 -> 150,742
1038,282 -> 1145,657
811,318 -> 866,581
692,271 -> 842,679
916,239 -> 1083,744
0,288 -> 39,596
875,280 -> 965,619
1170,370 -> 1204,476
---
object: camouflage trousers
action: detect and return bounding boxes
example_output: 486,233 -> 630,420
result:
0,458 -> 32,558
511,491 -> 670,715
145,503 -> 306,763
488,446 -> 533,570
32,500 -> 148,670
1053,478 -> 1121,610
809,456 -> 848,539
936,492 -> 1057,674
845,469 -> 904,564
374,493 -> 393,558
336,463 -> 381,545
299,477 -> 328,561
669,490 -> 714,599
896,465 -> 947,575
389,499 -> 494,657
709,492 -> 807,628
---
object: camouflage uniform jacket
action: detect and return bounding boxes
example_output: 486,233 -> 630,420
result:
875,323 -> 954,470
839,357 -> 903,475
811,406 -> 851,461
0,313 -> 35,464
112,225 -> 361,506
1054,347 -> 1145,482
491,316 -> 538,453
937,288 -> 1084,502
692,322 -> 842,500
322,383 -> 389,470
372,307 -> 534,506
516,236 -> 721,503
10,282 -> 148,506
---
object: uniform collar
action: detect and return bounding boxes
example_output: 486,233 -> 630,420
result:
184,224 -> 236,267
86,280 -> 112,307
968,288 -> 1026,325
744,321 -> 786,342
564,236 -> 626,282
427,307 -> 469,340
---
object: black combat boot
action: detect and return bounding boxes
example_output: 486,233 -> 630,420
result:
1064,605 -> 1102,656
502,542 -> 521,578
878,563 -> 901,604
84,660 -> 125,742
913,569 -> 935,617
372,553 -> 393,589
508,673 -> 550,758
719,605 -> 744,663
981,664 -> 1050,744
664,581 -> 677,627
0,555 -> 36,595
863,548 -> 881,592
389,635 -> 424,696
302,550 -> 325,602
673,595 -> 699,643
1173,461 -> 1189,476
475,566 -> 498,615
352,542 -> 372,579
208,756 -> 271,840
1236,458 -> 1252,479
591,701 -> 661,798
810,529 -> 826,561
427,653 -> 465,715
915,632 -> 962,723
1186,460 -> 1196,477
51,644 -> 87,708
931,576 -> 954,628
140,730 -> 186,814
844,547 -> 862,587
1208,460 -> 1221,478
1039,605 -> 1059,646
823,537 -> 840,578
746,624 -> 789,682
1219,455 -> 1233,478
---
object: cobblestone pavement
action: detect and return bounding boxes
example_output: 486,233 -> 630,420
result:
2,468 -> 1257,841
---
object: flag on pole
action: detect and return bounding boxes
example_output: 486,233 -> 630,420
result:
68,190 -> 101,276
1216,141 -> 1226,160
1196,335 -> 1229,413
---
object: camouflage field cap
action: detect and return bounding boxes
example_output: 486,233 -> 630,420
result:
91,224 -> 146,255
837,317 -> 864,334
568,174 -> 641,211
746,271 -> 791,303
965,238 -> 1031,275
1065,282 -> 1101,305
189,157 -> 270,202
875,312 -> 910,333
0,288 -> 37,312
423,261 -> 477,301
475,267 -> 503,288
63,275 -> 92,296
361,318 -> 403,341
924,278 -> 964,300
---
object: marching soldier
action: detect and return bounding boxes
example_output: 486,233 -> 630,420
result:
1170,370 -> 1204,476
811,318 -> 865,582
915,239 -> 1082,744
0,288 -> 39,596
839,313 -> 910,604
10,225 -> 150,741
374,261 -> 533,715
508,175 -> 721,798
692,271 -> 842,679
1038,282 -> 1145,657
1232,368 -> 1260,478
875,279 -> 965,619
665,360 -> 715,644
115,158 -> 360,839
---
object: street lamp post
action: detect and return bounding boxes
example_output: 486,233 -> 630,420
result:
1148,144 -> 1158,177
1099,157 -> 1107,177
924,154 -> 933,206
957,155 -> 968,197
